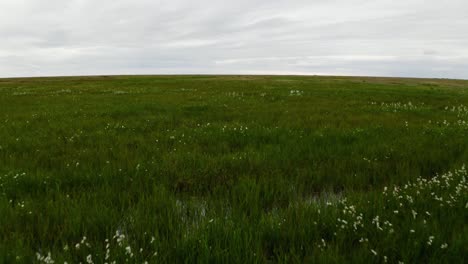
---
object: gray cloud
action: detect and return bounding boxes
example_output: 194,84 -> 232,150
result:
1,0 -> 467,78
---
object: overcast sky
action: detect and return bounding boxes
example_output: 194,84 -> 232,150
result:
1,0 -> 467,79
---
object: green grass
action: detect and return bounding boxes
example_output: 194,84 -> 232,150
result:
0,75 -> 467,263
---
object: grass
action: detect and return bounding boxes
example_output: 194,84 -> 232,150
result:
0,75 -> 467,263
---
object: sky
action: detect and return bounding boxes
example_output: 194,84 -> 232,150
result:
1,0 -> 468,79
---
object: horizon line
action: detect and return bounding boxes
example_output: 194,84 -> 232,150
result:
1,73 -> 467,81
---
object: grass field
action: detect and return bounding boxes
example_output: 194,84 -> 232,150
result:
0,75 -> 467,263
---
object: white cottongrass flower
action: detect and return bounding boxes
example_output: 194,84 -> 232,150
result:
44,252 -> 54,264
36,252 -> 54,264
125,246 -> 133,257
86,254 -> 94,264
427,236 -> 435,245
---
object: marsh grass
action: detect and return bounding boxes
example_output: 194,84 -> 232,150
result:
0,75 -> 467,263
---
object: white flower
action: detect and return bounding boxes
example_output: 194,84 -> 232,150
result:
411,210 -> 417,219
427,236 -> 435,245
44,252 -> 54,264
371,249 -> 378,256
86,254 -> 94,264
125,246 -> 133,257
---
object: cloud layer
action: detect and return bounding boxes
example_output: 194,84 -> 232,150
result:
1,0 -> 467,78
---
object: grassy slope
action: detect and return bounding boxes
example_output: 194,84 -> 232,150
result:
0,75 -> 467,263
